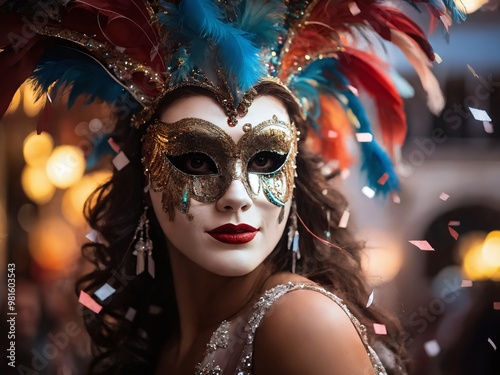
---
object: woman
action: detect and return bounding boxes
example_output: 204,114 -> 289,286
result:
0,0 -> 464,374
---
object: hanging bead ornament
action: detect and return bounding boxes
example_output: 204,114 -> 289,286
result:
132,206 -> 155,278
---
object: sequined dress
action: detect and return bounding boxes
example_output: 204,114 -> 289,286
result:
195,282 -> 388,375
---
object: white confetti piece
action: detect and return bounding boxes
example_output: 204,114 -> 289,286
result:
348,1 -> 361,15
483,121 -> 494,133
366,290 -> 374,308
125,307 -> 137,321
86,230 -> 98,242
112,151 -> 130,170
338,209 -> 350,228
439,192 -> 450,201
94,283 -> 116,301
78,291 -> 102,314
340,169 -> 350,180
434,53 -> 442,64
355,132 -> 373,142
392,192 -> 401,204
467,64 -> 479,78
488,338 -> 497,351
424,340 -> 441,357
327,130 -> 338,138
361,186 -> 375,199
461,280 -> 473,287
409,240 -> 434,251
469,107 -> 492,122
373,323 -> 387,335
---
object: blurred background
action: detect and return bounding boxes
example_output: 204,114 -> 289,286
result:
1,1 -> 499,374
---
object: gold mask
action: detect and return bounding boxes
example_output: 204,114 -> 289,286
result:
142,115 -> 297,220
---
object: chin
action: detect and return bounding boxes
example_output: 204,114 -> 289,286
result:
201,254 -> 265,277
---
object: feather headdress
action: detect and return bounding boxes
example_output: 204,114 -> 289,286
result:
0,0 -> 465,194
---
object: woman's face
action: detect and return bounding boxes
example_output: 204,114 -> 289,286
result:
147,94 -> 296,277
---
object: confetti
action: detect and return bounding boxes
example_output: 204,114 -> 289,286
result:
483,121 -> 494,134
355,132 -> 373,142
469,107 -> 492,122
439,192 -> 450,201
338,209 -> 350,228
448,227 -> 459,240
86,230 -> 98,242
424,340 -> 441,357
434,53 -> 442,64
494,302 -> 500,310
373,323 -> 387,335
94,283 -> 116,301
125,307 -> 137,321
149,305 -> 162,315
467,64 -> 479,78
409,240 -> 434,251
361,186 -> 375,199
327,130 -> 338,138
112,151 -> 130,170
377,173 -> 389,186
366,290 -> 374,308
448,220 -> 460,226
107,137 -> 121,153
348,1 -> 361,15
78,291 -> 102,314
488,338 -> 497,351
340,169 -> 350,180
461,279 -> 473,287
392,193 -> 401,204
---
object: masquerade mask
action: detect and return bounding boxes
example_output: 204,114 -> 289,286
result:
142,115 -> 297,220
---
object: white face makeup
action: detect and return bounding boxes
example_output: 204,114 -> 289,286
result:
146,95 -> 295,277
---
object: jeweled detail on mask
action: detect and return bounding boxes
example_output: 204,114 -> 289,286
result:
142,115 -> 297,220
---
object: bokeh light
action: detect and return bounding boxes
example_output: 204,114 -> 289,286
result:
461,231 -> 500,281
22,83 -> 45,118
21,165 -> 56,205
5,87 -> 21,115
23,131 -> 54,167
62,170 -> 112,226
46,145 -> 86,189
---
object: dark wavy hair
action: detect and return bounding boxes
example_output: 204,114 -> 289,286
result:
77,81 -> 409,374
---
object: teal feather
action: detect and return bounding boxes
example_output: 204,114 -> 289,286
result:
30,47 -> 128,108
291,59 -> 399,194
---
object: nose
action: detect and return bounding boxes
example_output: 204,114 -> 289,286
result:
216,179 -> 253,212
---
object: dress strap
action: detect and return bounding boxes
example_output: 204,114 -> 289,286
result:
232,282 -> 388,375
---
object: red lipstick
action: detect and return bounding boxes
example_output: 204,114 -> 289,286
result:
207,224 -> 258,244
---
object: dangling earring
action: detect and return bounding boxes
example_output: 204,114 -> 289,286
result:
287,200 -> 301,273
132,206 -> 155,278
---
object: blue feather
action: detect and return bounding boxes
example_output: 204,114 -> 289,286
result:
291,58 -> 400,194
30,46 -> 128,108
237,0 -> 286,48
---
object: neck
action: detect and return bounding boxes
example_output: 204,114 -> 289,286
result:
167,241 -> 271,356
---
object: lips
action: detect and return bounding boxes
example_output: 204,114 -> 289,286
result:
207,224 -> 259,244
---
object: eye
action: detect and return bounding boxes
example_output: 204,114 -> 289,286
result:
167,152 -> 218,175
248,151 -> 287,173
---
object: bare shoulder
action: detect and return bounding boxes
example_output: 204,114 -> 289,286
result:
253,284 -> 375,375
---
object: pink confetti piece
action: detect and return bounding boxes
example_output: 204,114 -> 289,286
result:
94,283 -> 116,301
448,226 -> 459,240
483,121 -> 494,134
424,340 -> 441,357
366,290 -> 374,308
125,307 -> 137,321
439,192 -> 450,201
107,137 -> 121,153
338,209 -> 350,229
348,1 -> 361,15
494,302 -> 500,310
78,291 -> 102,314
448,220 -> 460,226
112,151 -> 130,171
409,240 -> 434,251
488,338 -> 497,351
377,173 -> 389,186
469,107 -> 492,122
361,186 -> 375,199
373,323 -> 387,335
461,280 -> 473,287
327,130 -> 338,138
355,133 -> 373,142
392,192 -> 401,204
467,64 -> 479,78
